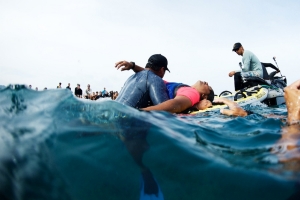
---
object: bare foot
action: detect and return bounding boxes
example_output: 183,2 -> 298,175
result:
194,99 -> 212,110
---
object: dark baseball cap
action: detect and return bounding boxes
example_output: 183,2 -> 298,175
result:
146,54 -> 170,72
232,43 -> 242,51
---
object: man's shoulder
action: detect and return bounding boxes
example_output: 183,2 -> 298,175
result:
132,69 -> 156,79
136,69 -> 149,75
244,50 -> 255,56
244,50 -> 260,61
146,70 -> 161,79
129,70 -> 163,83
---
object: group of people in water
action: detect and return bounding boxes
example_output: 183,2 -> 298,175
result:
28,82 -> 119,100
114,42 -> 300,125
71,83 -> 119,100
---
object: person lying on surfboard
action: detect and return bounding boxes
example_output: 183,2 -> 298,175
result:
115,60 -> 214,113
143,80 -> 214,113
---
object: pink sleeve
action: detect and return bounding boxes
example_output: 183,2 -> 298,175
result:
176,87 -> 200,106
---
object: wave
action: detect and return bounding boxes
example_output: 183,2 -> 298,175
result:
0,85 -> 299,200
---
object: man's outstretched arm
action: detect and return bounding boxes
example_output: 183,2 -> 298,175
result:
215,97 -> 248,117
284,79 -> 300,125
115,61 -> 144,73
142,96 -> 192,114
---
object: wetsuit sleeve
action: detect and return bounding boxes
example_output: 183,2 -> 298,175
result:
148,76 -> 169,105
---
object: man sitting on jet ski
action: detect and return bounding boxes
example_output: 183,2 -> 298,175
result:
228,42 -> 268,91
229,42 -> 263,80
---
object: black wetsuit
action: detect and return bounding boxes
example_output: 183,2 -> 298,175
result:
116,70 -> 169,108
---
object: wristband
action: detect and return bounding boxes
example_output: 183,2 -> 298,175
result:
130,62 -> 135,70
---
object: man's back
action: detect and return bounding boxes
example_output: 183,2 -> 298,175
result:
116,70 -> 168,108
242,50 -> 263,77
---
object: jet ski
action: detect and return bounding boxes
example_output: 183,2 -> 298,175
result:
232,57 -> 286,106
191,57 -> 286,114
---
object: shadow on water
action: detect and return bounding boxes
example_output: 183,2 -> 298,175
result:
0,85 -> 300,199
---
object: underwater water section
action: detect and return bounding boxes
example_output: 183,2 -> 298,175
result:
0,85 -> 299,200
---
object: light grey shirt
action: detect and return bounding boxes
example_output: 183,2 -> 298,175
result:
236,50 -> 263,78
86,88 -> 92,95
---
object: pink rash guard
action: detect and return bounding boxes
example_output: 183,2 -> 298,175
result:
176,87 -> 200,106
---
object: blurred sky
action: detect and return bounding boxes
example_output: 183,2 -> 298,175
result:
0,0 -> 300,94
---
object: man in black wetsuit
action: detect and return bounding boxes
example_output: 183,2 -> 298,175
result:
115,54 -> 170,108
115,54 -> 170,199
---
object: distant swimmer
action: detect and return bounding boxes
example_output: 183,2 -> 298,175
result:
74,84 -> 82,98
57,82 -> 62,88
66,83 -> 71,90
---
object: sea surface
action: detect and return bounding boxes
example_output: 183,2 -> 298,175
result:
1,85 -> 300,200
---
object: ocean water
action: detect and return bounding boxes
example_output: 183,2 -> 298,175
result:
0,85 -> 300,200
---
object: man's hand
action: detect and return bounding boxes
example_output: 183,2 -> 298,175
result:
115,61 -> 133,71
215,97 -> 247,117
284,79 -> 300,124
195,99 -> 212,110
229,71 -> 236,77
285,79 -> 300,90
115,61 -> 145,73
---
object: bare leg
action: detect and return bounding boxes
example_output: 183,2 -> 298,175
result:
119,135 -> 164,199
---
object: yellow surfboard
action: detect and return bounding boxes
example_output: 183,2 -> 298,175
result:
191,86 -> 269,114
